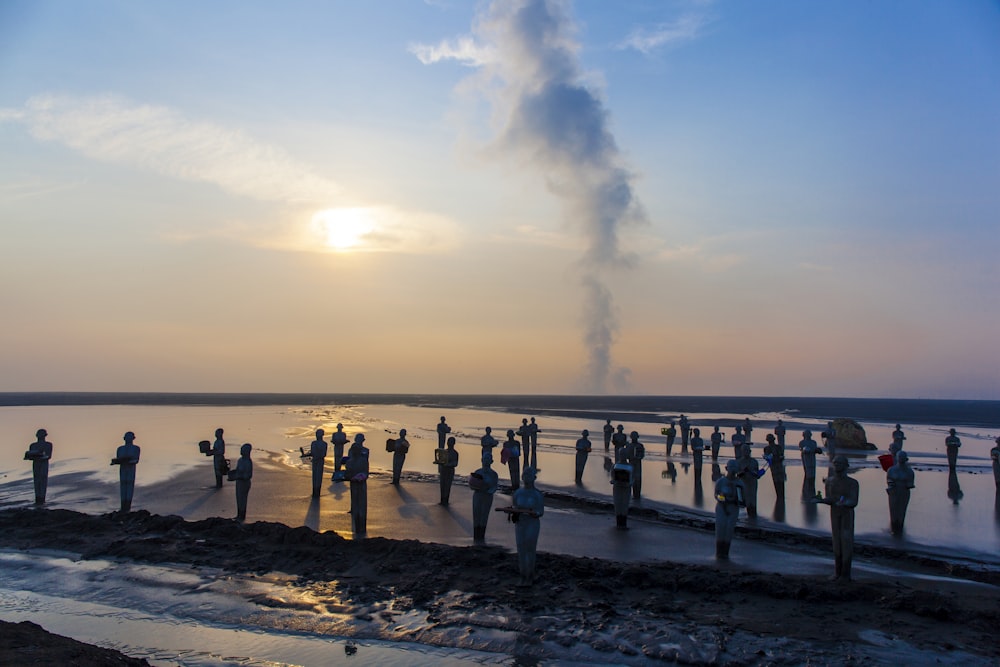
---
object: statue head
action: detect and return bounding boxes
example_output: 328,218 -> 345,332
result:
896,451 -> 909,464
124,431 -> 135,443
36,428 -> 47,439
833,455 -> 849,473
240,443 -> 252,457
725,459 -> 739,475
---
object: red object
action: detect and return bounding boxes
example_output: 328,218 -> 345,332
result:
878,454 -> 894,471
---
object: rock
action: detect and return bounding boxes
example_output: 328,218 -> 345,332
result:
831,418 -> 876,450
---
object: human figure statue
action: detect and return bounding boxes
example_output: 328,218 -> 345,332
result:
307,429 -> 328,498
574,429 -> 591,484
603,419 -> 613,451
612,424 -> 627,462
211,427 -> 227,489
471,452 -> 499,543
232,443 -> 253,522
330,423 -> 348,480
516,418 -> 531,457
610,460 -> 632,529
511,466 -> 544,586
112,431 -> 141,512
714,459 -> 744,559
774,419 -> 786,447
822,421 -> 838,459
799,430 -> 820,482
391,428 -> 409,485
886,450 -> 915,535
665,421 -> 677,457
945,428 -> 961,472
710,426 -> 723,461
690,428 -> 705,474
736,443 -> 759,519
818,455 -> 859,581
679,414 -> 690,451
731,426 -> 745,459
890,423 -> 906,461
25,428 -> 53,504
628,431 -> 645,499
502,429 -> 521,491
345,434 -> 369,535
438,436 -> 460,505
481,426 -> 499,460
743,418 -> 754,446
528,417 -> 541,469
991,436 -> 1000,490
763,433 -> 785,498
437,416 -> 451,448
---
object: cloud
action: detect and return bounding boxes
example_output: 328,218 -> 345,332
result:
409,36 -> 494,66
618,13 -> 710,55
2,94 -> 341,205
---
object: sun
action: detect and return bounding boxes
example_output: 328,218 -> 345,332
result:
312,208 -> 375,251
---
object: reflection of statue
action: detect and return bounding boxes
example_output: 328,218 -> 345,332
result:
346,434 -> 369,536
886,450 -> 915,535
574,429 -> 591,484
799,430 -> 820,481
211,428 -> 226,489
711,462 -> 722,483
731,426 -> 745,458
710,426 -> 723,461
665,460 -> 677,483
25,428 -> 53,504
818,455 -> 859,581
232,443 -> 253,522
736,444 -> 759,519
391,428 -> 409,485
628,431 -> 645,499
603,419 -> 613,451
511,467 -> 544,586
774,419 -> 786,447
763,433 -> 785,498
945,428 -> 961,471
437,416 -> 451,448
308,429 -> 328,498
714,460 -> 743,559
438,436 -> 459,506
947,470 -> 964,504
611,461 -> 632,529
112,431 -> 141,512
471,452 -> 499,543
502,429 -> 521,490
665,421 -> 677,457
331,424 -> 348,480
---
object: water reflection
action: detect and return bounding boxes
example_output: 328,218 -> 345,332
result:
947,470 -> 964,505
693,474 -> 703,508
711,463 -> 722,483
772,494 -> 785,523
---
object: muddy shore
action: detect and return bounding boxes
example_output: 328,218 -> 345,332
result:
2,507 -> 998,665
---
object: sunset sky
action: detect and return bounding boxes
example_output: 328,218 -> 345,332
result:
1,0 -> 997,398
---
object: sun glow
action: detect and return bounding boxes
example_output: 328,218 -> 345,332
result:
312,208 -> 376,250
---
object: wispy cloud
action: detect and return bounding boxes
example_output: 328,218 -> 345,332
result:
618,13 -> 710,55
409,36 -> 494,66
2,94 -> 341,205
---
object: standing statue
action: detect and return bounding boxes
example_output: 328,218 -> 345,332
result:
510,466 -> 544,586
731,426 -> 745,459
714,459 -> 744,559
763,433 -> 785,498
24,428 -> 53,505
945,428 -> 961,472
437,416 -> 451,448
231,443 -> 253,522
307,429 -> 328,498
774,419 -> 786,447
611,460 -> 632,529
628,431 -> 645,499
112,431 -> 141,512
211,427 -> 227,489
664,420 -> 677,457
480,426 -> 499,460
736,443 -> 760,519
818,455 -> 860,581
438,436 -> 460,506
574,429 -> 591,484
346,434 -> 370,536
886,450 -> 915,535
391,428 -> 409,485
471,452 -> 499,543
516,418 -> 531,463
502,429 -> 521,490
799,430 -> 820,482
690,428 -> 705,474
330,423 -> 349,481
743,417 -> 754,445
710,426 -> 724,461
889,423 -> 906,461
821,421 -> 838,459
679,414 -> 690,451
603,419 -> 614,451
612,424 -> 628,462
528,417 -> 541,470
991,436 -> 1000,490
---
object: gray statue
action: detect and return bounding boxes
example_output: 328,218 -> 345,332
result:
690,428 -> 705,474
391,428 -> 409,485
890,423 -> 906,461
231,443 -> 253,522
886,450 -> 915,535
611,460 -> 632,529
665,420 -> 677,457
763,433 -> 785,498
437,416 -> 451,448
822,421 -> 838,458
818,455 -> 860,581
743,417 -> 754,446
714,459 -> 744,559
799,430 -> 820,481
945,428 -> 961,472
438,436 -> 460,506
307,429 -> 328,498
991,436 -> 1000,489
211,427 -> 227,489
736,443 -> 759,519
471,451 -> 499,543
731,426 -> 745,458
331,423 -> 349,480
511,466 -> 544,586
710,426 -> 723,461
346,434 -> 370,536
628,431 -> 645,499
603,419 -> 613,451
503,429 -> 521,490
112,431 -> 141,512
679,414 -> 690,451
612,424 -> 627,462
516,418 -> 531,457
574,429 -> 591,484
25,428 -> 53,504
528,417 -> 541,469
774,419 -> 786,447
480,426 -> 499,459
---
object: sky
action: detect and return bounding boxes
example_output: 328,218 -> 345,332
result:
1,0 -> 998,399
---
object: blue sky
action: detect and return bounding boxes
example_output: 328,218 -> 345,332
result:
1,0 -> 997,398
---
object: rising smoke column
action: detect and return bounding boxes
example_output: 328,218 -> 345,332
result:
478,0 -> 643,393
